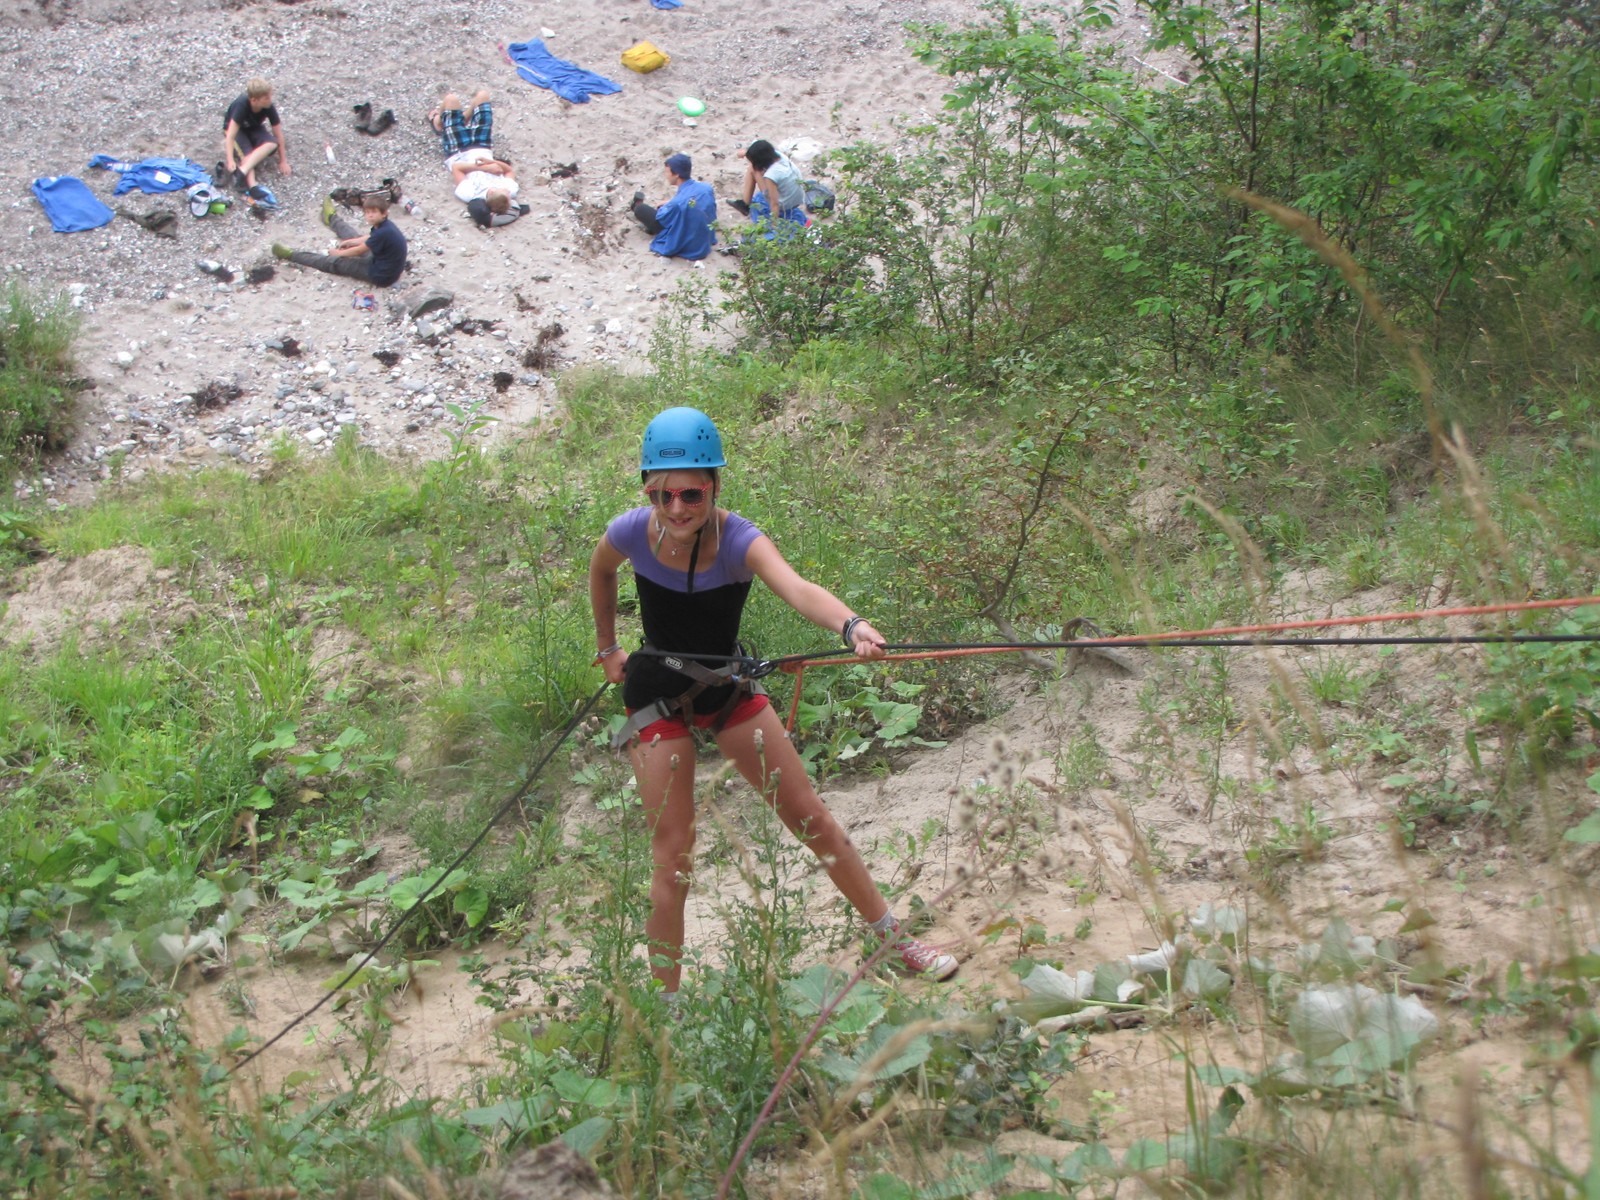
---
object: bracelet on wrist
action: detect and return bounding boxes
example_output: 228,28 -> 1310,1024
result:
592,642 -> 622,666
841,616 -> 869,648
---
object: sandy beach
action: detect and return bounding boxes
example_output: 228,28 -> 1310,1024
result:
0,0 -> 983,498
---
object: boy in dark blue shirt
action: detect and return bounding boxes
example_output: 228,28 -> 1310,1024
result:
223,78 -> 291,191
273,195 -> 407,287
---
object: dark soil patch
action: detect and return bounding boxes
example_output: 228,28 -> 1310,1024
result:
521,323 -> 564,371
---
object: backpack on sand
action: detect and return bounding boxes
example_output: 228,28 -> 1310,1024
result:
803,180 -> 836,214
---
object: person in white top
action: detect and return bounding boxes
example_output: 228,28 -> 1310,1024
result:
448,148 -> 524,228
730,139 -> 808,233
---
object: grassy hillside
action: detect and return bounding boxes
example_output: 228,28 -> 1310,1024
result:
3,0 -> 1599,1196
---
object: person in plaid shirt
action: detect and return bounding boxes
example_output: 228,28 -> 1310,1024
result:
429,89 -> 495,163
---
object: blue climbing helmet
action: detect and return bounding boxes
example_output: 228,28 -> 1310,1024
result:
640,406 -> 726,473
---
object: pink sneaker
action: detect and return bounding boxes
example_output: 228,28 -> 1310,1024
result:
888,934 -> 959,981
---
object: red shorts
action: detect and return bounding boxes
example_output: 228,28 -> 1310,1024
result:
628,692 -> 770,743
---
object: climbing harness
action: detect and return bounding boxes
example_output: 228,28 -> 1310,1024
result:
610,643 -> 767,747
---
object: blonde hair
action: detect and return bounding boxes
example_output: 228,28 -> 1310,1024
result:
486,191 -> 511,215
246,78 -> 273,99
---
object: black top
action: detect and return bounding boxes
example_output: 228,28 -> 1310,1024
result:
604,508 -> 762,714
223,94 -> 281,133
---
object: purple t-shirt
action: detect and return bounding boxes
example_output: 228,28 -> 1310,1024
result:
605,507 -> 764,711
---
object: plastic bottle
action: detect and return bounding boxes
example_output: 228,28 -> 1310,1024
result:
402,197 -> 423,217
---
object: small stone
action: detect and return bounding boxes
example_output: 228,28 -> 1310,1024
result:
304,428 -> 327,444
604,319 -> 623,334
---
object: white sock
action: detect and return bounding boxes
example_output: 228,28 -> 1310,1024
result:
868,911 -> 899,935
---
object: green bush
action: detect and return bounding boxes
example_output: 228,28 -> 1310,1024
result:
0,282 -> 80,480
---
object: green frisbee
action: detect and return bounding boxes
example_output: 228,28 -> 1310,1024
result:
677,96 -> 706,117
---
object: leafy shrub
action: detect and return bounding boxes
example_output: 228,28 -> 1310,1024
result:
0,282 -> 80,479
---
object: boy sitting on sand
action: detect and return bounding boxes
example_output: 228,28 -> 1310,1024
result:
222,78 -> 291,191
272,194 -> 407,287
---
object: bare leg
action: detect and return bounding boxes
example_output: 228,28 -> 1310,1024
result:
465,88 -> 491,117
238,141 -> 278,186
741,162 -> 759,205
715,706 -> 891,924
630,734 -> 699,992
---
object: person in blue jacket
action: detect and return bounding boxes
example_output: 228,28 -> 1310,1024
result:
630,153 -> 717,260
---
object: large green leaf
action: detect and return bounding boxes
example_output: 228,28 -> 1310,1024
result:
785,963 -> 880,1017
459,1093 -> 554,1132
561,1116 -> 613,1157
550,1069 -> 622,1109
818,1022 -> 931,1084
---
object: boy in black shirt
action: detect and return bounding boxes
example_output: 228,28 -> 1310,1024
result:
223,78 -> 291,190
273,195 -> 407,287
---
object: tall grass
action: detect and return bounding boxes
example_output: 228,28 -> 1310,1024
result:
0,281 -> 79,481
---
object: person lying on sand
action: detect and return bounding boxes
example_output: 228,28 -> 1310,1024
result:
449,148 -> 527,228
272,194 -> 407,287
630,153 -> 717,261
222,78 -> 291,191
430,89 -> 495,163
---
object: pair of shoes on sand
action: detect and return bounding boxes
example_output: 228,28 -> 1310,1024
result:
353,101 -> 396,136
215,161 -> 250,192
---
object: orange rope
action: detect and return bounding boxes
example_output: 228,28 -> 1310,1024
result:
778,594 -> 1600,731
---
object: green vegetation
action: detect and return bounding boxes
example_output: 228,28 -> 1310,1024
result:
0,281 -> 79,486
4,0 -> 1600,1197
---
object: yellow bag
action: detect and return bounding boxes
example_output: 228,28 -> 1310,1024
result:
621,41 -> 670,73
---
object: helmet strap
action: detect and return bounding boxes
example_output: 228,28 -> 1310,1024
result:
684,527 -> 703,595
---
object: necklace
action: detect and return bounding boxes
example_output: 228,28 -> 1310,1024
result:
655,518 -> 683,556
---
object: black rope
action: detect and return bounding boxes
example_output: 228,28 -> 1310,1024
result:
229,683 -> 611,1076
627,632 -> 1600,679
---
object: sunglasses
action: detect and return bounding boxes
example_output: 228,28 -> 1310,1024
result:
644,484 -> 713,507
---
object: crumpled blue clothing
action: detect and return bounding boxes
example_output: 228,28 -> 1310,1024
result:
88,154 -> 211,196
651,0 -> 684,9
747,193 -> 809,240
506,40 -> 622,104
32,176 -> 115,233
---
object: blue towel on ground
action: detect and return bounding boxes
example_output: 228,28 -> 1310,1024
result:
651,0 -> 683,8
506,40 -> 622,104
32,176 -> 115,233
88,154 -> 211,196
